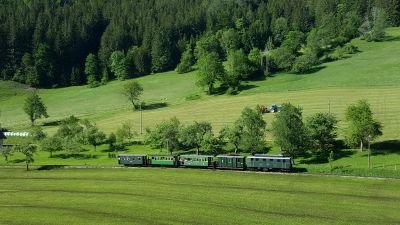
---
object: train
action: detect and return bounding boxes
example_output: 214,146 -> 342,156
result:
118,154 -> 293,172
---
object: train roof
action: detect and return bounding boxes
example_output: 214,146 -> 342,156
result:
180,155 -> 213,158
149,154 -> 177,157
247,155 -> 292,160
118,154 -> 147,157
216,155 -> 245,158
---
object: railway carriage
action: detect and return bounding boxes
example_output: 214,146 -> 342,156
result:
179,155 -> 214,168
216,155 -> 246,170
148,154 -> 179,167
246,155 -> 292,171
118,154 -> 147,166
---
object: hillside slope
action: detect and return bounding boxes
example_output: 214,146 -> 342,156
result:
1,28 -> 400,140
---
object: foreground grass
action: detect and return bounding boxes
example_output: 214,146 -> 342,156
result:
0,168 -> 399,225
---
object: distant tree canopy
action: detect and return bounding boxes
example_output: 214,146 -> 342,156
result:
1,0 -> 398,87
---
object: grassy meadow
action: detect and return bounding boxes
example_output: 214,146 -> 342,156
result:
1,28 -> 400,138
0,168 -> 399,225
1,28 -> 400,177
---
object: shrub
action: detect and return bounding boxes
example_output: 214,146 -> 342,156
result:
292,51 -> 318,74
269,47 -> 296,71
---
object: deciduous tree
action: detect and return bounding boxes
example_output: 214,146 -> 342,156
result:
345,100 -> 382,151
237,107 -> 266,154
306,113 -> 338,158
145,117 -> 181,153
110,51 -> 129,80
41,136 -> 62,157
23,92 -> 49,126
197,52 -> 225,94
272,103 -> 309,158
122,80 -> 143,110
180,121 -> 213,155
15,143 -> 37,171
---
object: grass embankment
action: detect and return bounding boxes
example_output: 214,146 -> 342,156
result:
0,168 -> 399,225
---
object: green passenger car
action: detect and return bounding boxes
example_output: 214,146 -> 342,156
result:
118,154 -> 147,166
216,155 -> 245,170
179,155 -> 214,168
148,154 -> 178,167
246,155 -> 292,171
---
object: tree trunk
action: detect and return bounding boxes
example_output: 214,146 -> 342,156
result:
196,147 -> 199,155
131,101 -> 136,111
360,141 -> 364,152
208,84 -> 212,95
26,163 -> 29,171
368,140 -> 371,169
234,146 -> 238,154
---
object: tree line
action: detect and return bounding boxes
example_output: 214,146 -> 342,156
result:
1,0 -> 398,88
2,91 -> 382,170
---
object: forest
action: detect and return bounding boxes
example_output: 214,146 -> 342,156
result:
0,0 -> 399,88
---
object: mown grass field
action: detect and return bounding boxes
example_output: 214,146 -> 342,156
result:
0,168 -> 399,225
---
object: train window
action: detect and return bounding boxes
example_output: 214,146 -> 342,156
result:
256,158 -> 259,161
269,159 -> 273,161
251,158 -> 254,161
138,157 -> 141,160
263,159 -> 266,162
282,159 -> 285,162
277,159 -> 281,162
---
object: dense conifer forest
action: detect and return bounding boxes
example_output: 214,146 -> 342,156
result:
0,0 -> 399,88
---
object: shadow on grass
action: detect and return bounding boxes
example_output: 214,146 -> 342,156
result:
42,120 -> 62,127
383,36 -> 400,42
9,159 -> 25,163
297,65 -> 327,75
371,140 -> 400,155
142,102 -> 168,110
37,165 -> 66,170
53,153 -> 98,160
237,84 -> 258,92
299,140 -> 354,164
291,167 -> 308,173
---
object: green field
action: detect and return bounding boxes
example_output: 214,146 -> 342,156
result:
0,168 -> 399,225
1,28 -> 400,177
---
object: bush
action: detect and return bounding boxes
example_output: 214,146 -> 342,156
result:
329,47 -> 346,61
343,44 -> 359,54
176,46 -> 195,74
292,51 -> 318,74
226,87 -> 237,95
269,47 -> 296,71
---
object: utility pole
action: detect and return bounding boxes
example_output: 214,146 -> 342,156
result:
328,99 -> 331,114
166,139 -> 169,154
368,135 -> 372,169
140,103 -> 143,134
